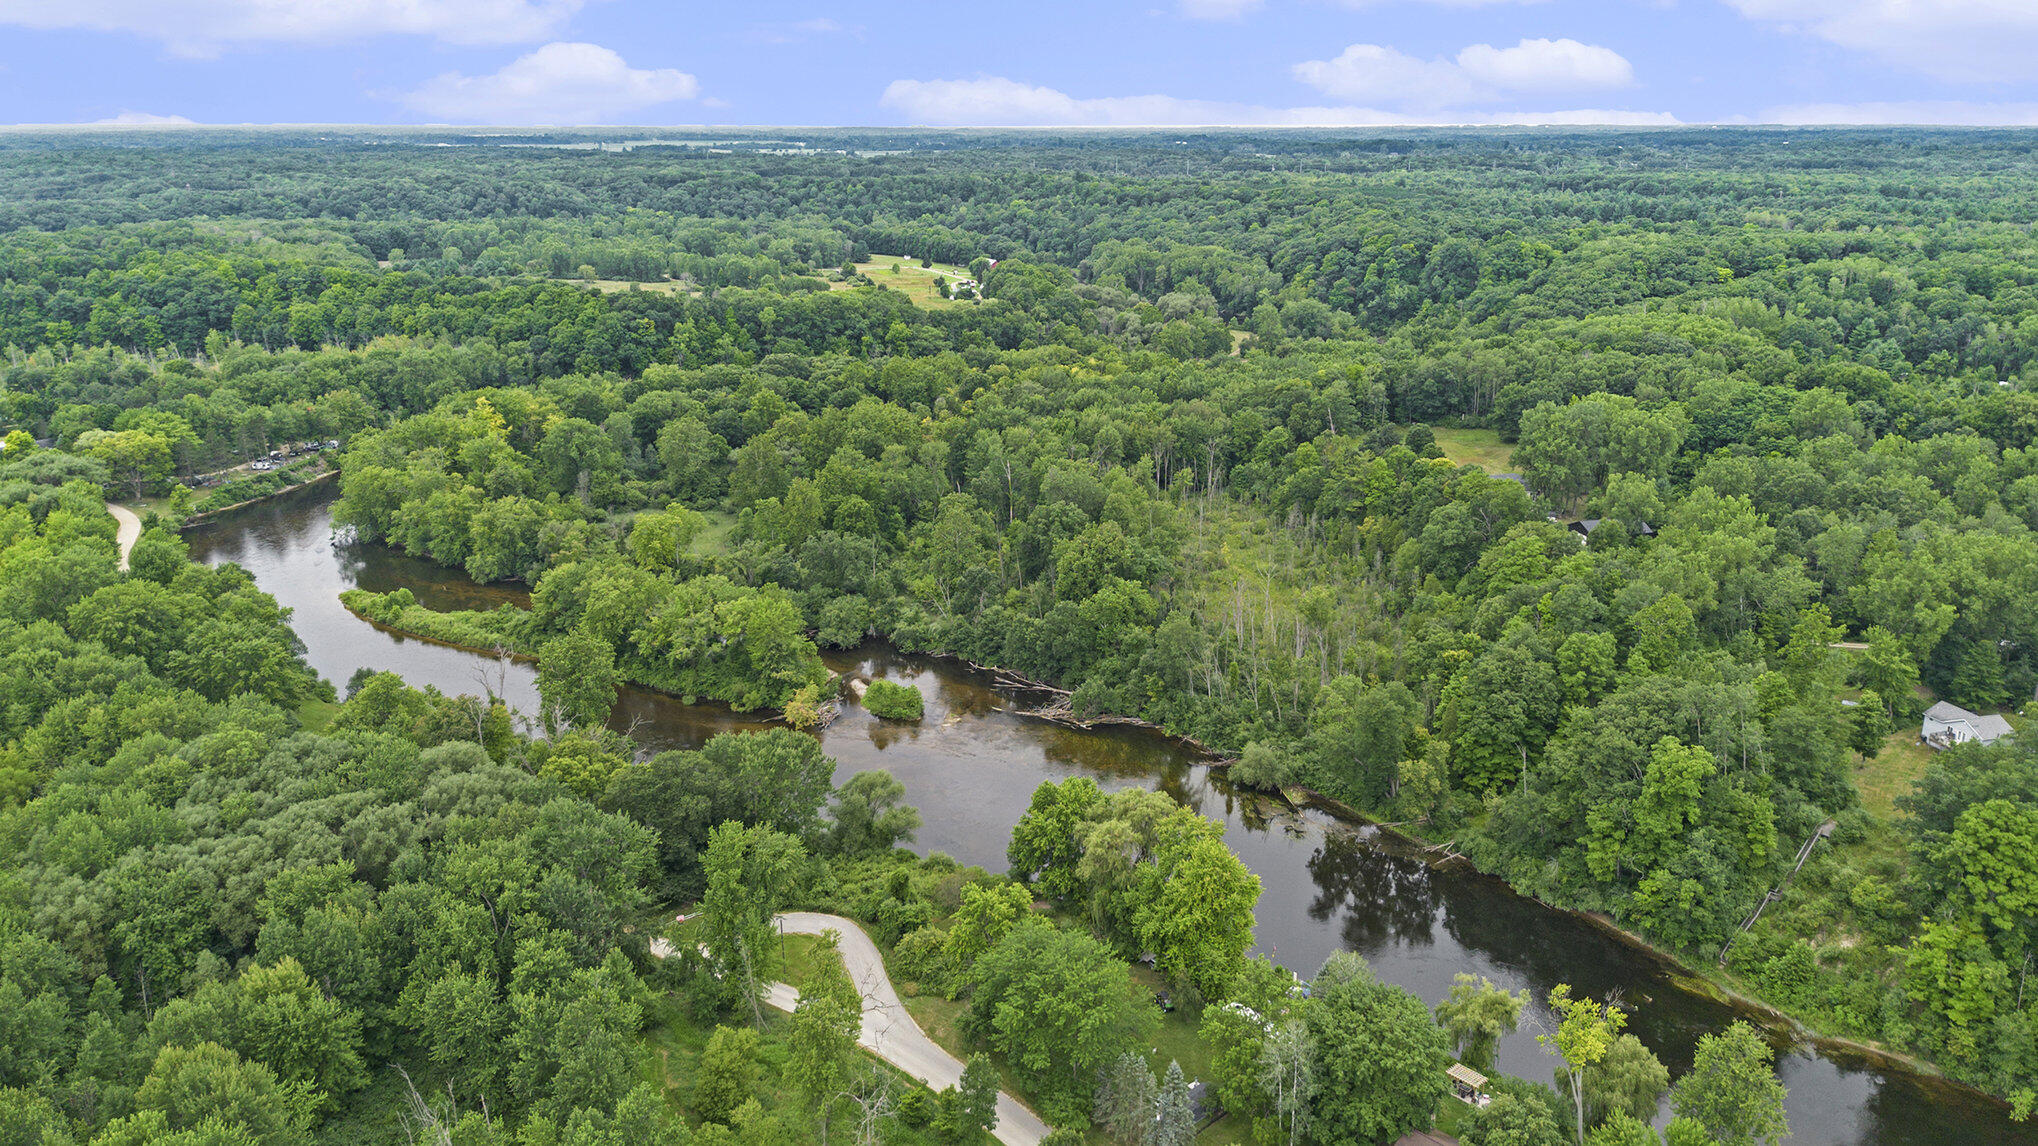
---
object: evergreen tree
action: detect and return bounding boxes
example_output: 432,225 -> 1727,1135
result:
1095,1051 -> 1157,1145
1150,1059 -> 1197,1146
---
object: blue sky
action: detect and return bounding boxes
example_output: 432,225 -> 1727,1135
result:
3,1 -> 2037,127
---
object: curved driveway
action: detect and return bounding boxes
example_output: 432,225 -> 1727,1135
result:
109,504 -> 142,572
773,912 -> 1053,1146
652,911 -> 1053,1143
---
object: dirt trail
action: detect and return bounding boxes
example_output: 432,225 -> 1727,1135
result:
108,504 -> 141,572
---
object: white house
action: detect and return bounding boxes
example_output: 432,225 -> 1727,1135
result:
1920,701 -> 2014,750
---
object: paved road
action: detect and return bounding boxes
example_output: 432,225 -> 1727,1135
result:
776,912 -> 1053,1146
108,504 -> 141,572
653,912 -> 1053,1145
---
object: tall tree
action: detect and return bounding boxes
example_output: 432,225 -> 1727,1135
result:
1152,1059 -> 1196,1146
1669,1022 -> 1788,1146
963,922 -> 1156,1126
1435,973 -> 1529,1073
537,627 -> 618,733
787,932 -> 862,1145
1095,1051 -> 1156,1145
1540,986 -> 1625,1146
1258,1019 -> 1316,1146
699,823 -> 808,1024
1305,953 -> 1449,1144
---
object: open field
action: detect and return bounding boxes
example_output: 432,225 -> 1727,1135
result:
846,254 -> 980,309
572,277 -> 696,295
1432,427 -> 1515,474
1856,729 -> 1934,819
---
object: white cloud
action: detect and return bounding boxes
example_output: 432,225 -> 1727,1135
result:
399,42 -> 698,124
1760,101 -> 2038,126
92,110 -> 196,125
1726,0 -> 2038,84
1294,37 -> 1633,108
1456,38 -> 1633,93
1291,44 -> 1483,105
878,76 -> 1674,127
1336,0 -> 1547,6
1178,0 -> 1265,19
0,0 -> 592,55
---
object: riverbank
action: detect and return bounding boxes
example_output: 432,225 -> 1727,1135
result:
183,446 -> 2037,1144
180,466 -> 338,526
341,571 -> 2015,1118
335,586 -> 817,724
1267,784 -> 2009,1117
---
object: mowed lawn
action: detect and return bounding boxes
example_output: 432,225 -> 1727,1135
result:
847,254 -> 979,309
1431,427 -> 1516,474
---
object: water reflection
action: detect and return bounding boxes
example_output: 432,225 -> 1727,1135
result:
185,484 -> 2037,1146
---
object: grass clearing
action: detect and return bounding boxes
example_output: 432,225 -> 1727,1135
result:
779,931 -> 836,992
570,277 -> 696,295
1431,427 -> 1515,474
116,495 -> 179,519
1856,731 -> 1933,820
296,698 -> 341,733
846,254 -> 980,309
691,509 -> 739,557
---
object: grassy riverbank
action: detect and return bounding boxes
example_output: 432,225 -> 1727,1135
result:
185,457 -> 335,521
336,586 -> 812,718
339,587 -> 528,653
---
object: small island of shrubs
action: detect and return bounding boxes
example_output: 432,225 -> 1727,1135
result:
862,678 -> 925,721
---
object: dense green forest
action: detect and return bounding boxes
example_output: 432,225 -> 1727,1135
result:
4,127 -> 2038,1140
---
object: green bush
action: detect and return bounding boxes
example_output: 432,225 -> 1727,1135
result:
892,925 -> 956,994
863,679 -> 924,721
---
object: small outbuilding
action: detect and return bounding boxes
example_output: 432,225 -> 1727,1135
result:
1569,517 -> 1656,542
1446,1062 -> 1491,1107
1921,701 -> 2014,751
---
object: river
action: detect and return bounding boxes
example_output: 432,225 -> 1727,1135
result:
185,483 -> 2036,1146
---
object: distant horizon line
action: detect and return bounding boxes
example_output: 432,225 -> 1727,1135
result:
4,121 -> 2036,132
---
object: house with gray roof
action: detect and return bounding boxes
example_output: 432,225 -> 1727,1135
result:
1920,700 -> 2014,751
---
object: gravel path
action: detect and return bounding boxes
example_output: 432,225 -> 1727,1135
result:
651,911 -> 1053,1144
108,504 -> 141,572
775,911 -> 1053,1145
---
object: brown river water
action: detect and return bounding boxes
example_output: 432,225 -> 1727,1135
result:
185,483 -> 2037,1146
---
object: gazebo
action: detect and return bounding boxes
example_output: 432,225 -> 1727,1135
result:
1446,1062 -> 1491,1107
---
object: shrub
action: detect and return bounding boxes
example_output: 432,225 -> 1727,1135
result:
863,679 -> 924,721
892,925 -> 956,994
